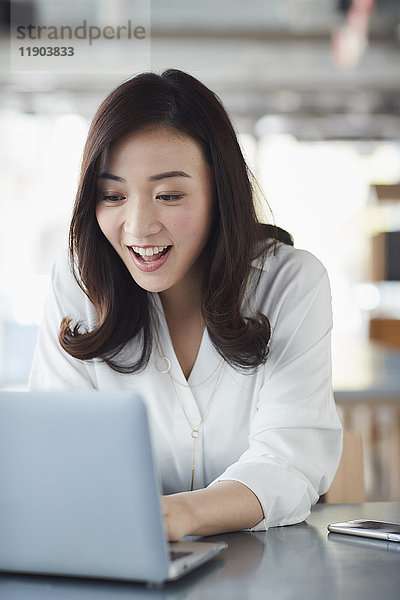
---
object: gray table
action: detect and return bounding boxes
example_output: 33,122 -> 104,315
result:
0,502 -> 399,599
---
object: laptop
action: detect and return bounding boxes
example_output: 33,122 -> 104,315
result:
0,391 -> 227,584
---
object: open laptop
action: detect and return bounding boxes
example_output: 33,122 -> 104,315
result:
0,391 -> 227,584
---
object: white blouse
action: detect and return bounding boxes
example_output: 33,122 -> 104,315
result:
29,242 -> 343,531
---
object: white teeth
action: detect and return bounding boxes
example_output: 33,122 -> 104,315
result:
131,245 -> 168,257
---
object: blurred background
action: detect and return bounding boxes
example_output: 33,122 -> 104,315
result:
1,0 -> 400,501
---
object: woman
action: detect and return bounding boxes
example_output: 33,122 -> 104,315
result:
29,68 -> 343,541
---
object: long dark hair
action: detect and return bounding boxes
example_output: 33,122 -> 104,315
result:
59,68 -> 293,373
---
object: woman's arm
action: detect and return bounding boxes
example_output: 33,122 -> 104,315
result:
162,249 -> 343,540
161,480 -> 263,541
29,250 -> 97,390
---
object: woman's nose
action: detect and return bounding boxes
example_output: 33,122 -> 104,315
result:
122,198 -> 161,238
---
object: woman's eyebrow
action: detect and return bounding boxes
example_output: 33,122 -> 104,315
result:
147,171 -> 191,182
98,170 -> 191,183
98,172 -> 126,182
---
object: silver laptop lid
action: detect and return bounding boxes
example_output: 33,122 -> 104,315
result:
0,391 -> 170,583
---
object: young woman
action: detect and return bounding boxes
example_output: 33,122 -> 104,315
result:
29,68 -> 343,541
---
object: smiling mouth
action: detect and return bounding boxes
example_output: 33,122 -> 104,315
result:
129,245 -> 172,263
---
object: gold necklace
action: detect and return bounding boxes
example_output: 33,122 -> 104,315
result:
155,352 -> 223,388
155,336 -> 225,491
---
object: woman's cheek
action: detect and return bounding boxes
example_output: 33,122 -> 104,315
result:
96,207 -> 118,241
174,204 -> 212,241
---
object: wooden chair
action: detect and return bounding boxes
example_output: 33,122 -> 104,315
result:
324,431 -> 366,503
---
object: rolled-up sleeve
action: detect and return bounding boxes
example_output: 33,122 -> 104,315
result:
210,248 -> 343,529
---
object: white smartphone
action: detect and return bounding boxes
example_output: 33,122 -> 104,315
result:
328,519 -> 400,542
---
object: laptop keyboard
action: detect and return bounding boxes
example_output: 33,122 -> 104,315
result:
169,550 -> 193,562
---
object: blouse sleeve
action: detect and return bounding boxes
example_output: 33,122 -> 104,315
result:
29,250 -> 97,391
210,248 -> 343,529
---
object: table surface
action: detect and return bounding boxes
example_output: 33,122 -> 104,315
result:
0,502 -> 399,600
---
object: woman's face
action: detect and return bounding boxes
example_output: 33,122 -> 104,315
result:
95,127 -> 215,296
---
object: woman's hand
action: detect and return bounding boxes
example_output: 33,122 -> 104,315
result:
161,493 -> 194,541
161,481 -> 264,541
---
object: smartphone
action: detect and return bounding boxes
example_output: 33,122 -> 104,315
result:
327,520 -> 400,542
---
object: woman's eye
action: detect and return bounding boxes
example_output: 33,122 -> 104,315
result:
157,194 -> 184,202
99,194 -> 124,202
